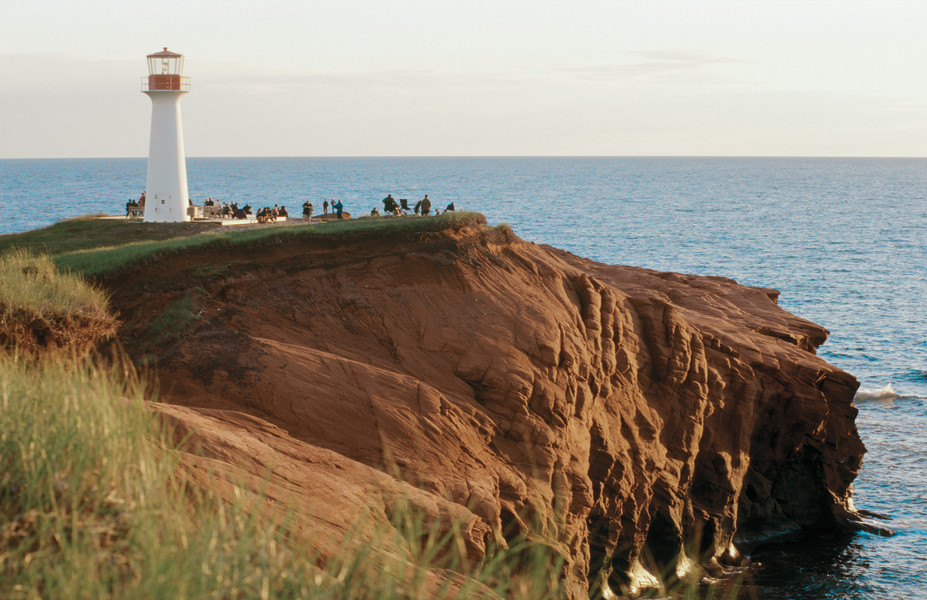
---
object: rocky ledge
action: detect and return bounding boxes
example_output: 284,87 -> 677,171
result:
107,215 -> 865,597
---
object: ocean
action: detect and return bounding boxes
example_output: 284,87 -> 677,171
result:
1,156 -> 925,598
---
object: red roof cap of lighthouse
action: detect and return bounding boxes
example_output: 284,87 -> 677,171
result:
147,47 -> 183,58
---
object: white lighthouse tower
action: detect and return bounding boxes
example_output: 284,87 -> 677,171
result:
142,48 -> 191,222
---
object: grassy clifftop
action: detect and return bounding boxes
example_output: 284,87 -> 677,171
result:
0,216 -> 221,256
0,212 -> 489,277
0,211 -> 491,352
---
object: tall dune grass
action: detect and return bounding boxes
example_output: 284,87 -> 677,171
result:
0,249 -> 110,321
0,250 -> 117,355
0,353 -> 568,599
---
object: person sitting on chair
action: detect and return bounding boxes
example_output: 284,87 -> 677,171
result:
383,194 -> 398,214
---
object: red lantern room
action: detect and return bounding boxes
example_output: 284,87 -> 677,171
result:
142,48 -> 190,92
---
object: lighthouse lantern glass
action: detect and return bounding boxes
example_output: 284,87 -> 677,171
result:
147,55 -> 184,76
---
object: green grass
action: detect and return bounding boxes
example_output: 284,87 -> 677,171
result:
0,249 -> 111,323
0,353 -> 568,599
144,293 -> 203,348
0,353 -> 334,599
0,216 -> 222,257
27,212 -> 487,276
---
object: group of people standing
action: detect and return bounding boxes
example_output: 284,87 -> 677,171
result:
299,193 -> 457,222
128,190 -> 458,224
302,199 -> 344,222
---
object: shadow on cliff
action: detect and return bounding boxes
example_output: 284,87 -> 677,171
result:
102,213 -> 869,598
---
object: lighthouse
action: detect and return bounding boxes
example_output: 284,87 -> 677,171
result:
141,48 -> 191,222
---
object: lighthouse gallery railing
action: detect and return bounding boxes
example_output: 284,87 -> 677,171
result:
141,76 -> 192,92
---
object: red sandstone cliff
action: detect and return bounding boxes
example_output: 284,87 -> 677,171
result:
106,215 -> 865,597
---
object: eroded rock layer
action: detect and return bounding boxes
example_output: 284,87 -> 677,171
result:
108,217 -> 864,597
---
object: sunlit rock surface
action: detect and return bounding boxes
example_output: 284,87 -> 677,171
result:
107,216 -> 864,597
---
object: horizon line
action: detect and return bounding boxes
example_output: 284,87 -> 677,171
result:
3,154 -> 926,161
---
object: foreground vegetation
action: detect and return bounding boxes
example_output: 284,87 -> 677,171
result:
0,353 -> 567,599
0,250 -> 110,322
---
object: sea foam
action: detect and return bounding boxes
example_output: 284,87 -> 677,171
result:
854,383 -> 900,401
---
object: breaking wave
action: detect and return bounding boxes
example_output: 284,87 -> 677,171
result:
855,383 -> 901,401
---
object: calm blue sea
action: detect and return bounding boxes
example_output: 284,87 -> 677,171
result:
1,157 -> 925,598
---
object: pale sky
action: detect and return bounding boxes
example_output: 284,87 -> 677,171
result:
1,0 -> 925,158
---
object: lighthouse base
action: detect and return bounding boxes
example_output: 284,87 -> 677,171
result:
144,90 -> 190,223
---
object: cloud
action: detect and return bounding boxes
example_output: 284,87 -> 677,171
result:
558,50 -> 751,86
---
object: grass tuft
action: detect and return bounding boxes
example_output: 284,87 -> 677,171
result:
144,294 -> 203,349
0,250 -> 110,321
0,250 -> 117,355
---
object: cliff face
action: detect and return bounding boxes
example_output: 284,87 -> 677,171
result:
108,217 -> 865,597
